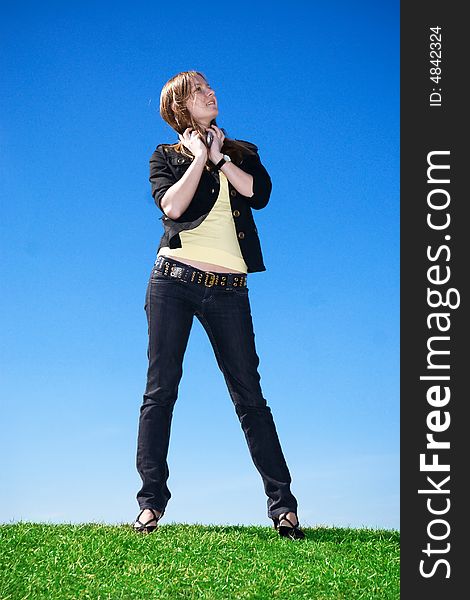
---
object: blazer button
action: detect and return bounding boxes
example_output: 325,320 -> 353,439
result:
233,209 -> 240,217
211,188 -> 215,194
238,231 -> 245,239
230,189 -> 236,197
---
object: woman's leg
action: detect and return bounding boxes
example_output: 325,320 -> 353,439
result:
195,285 -> 299,521
136,274 -> 195,514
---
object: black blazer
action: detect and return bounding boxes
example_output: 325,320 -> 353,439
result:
149,140 -> 272,273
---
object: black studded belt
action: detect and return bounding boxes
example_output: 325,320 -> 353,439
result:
153,256 -> 248,288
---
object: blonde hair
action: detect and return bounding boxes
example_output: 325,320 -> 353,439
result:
159,70 -> 257,165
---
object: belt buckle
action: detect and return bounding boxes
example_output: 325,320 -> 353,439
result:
204,272 -> 216,287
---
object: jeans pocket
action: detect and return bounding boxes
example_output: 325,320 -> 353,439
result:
232,285 -> 249,295
150,271 -> 186,290
150,270 -> 169,282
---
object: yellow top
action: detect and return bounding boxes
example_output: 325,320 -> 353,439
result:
157,171 -> 248,273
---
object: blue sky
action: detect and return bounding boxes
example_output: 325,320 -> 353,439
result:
1,0 -> 399,529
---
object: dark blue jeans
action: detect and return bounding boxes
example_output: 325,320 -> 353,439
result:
136,259 -> 299,520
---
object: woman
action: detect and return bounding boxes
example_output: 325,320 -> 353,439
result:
133,70 -> 305,540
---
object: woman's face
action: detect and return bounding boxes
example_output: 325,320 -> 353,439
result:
184,74 -> 218,127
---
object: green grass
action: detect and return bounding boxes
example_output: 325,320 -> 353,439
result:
0,522 -> 399,599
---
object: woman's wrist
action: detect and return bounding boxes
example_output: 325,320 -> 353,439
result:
193,151 -> 208,164
210,151 -> 224,164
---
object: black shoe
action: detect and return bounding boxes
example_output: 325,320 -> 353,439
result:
133,508 -> 162,534
272,512 -> 306,540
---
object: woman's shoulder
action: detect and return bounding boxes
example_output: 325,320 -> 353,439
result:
234,139 -> 259,152
154,142 -> 178,154
150,139 -> 259,163
149,142 -> 179,161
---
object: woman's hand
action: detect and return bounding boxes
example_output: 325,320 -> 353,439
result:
207,124 -> 225,164
178,128 -> 207,160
